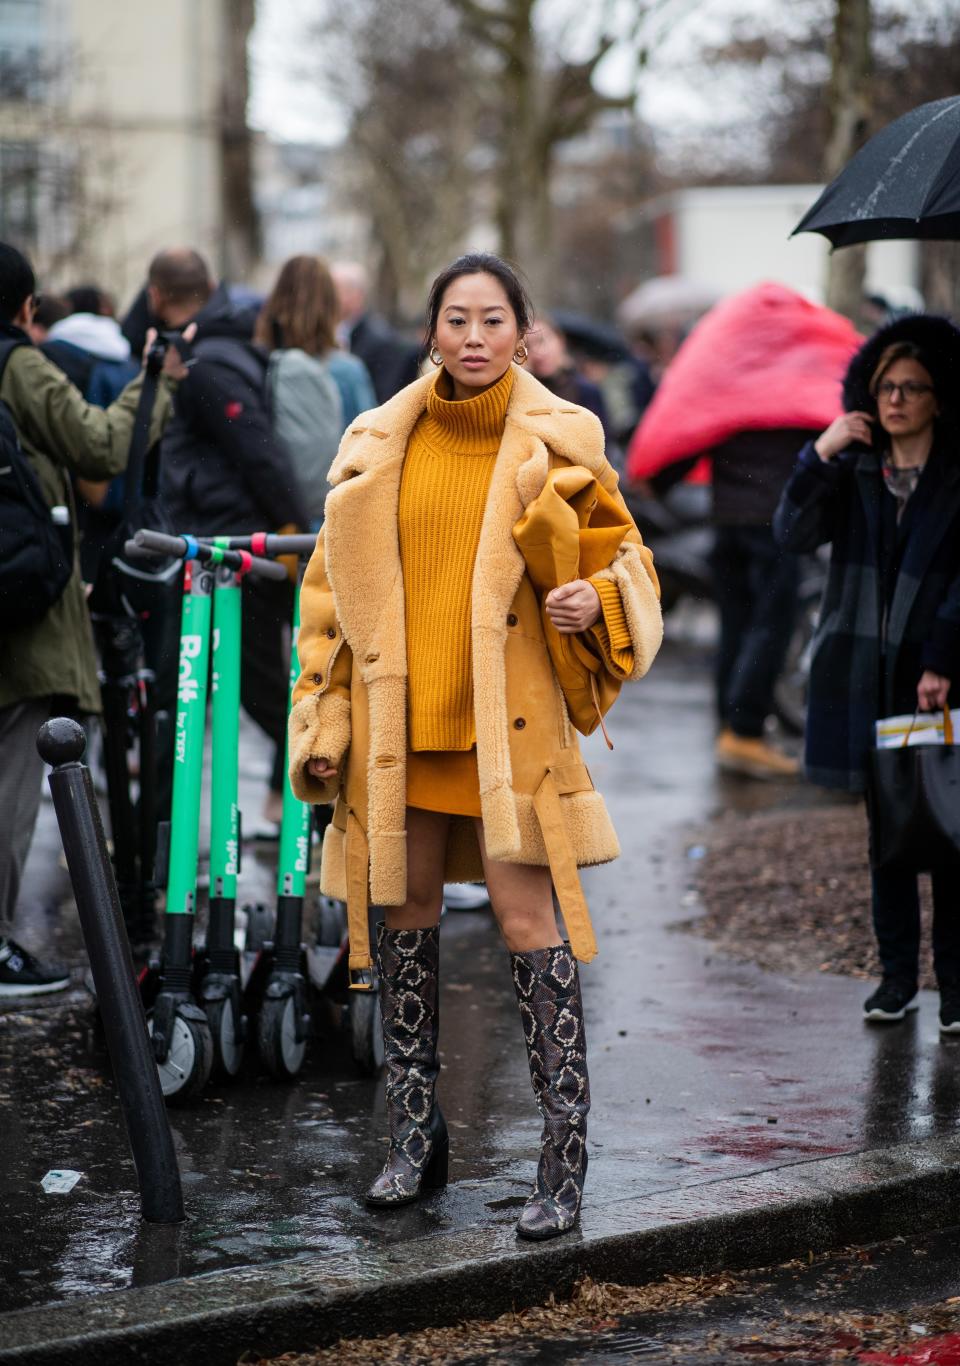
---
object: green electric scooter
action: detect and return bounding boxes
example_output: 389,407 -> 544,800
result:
129,530 -> 287,1100
203,533 -> 383,1079
198,533 -> 318,1079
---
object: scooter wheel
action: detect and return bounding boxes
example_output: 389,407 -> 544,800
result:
349,988 -> 384,1076
313,896 -> 345,948
149,1010 -> 214,1104
206,997 -> 245,1079
258,995 -> 307,1079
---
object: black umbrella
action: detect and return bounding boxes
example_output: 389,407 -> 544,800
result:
793,95 -> 960,247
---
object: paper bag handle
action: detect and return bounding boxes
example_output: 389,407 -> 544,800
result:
902,704 -> 954,747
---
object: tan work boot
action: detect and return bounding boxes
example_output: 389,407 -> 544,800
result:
715,728 -> 799,779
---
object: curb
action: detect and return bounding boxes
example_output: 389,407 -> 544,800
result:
3,1134 -> 960,1366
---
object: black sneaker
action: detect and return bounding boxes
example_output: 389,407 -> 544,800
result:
0,939 -> 71,997
940,987 -> 960,1035
863,977 -> 919,1022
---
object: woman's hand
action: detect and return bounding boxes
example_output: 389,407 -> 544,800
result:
545,580 -> 602,634
917,670 -> 951,712
307,756 -> 339,782
814,411 -> 873,461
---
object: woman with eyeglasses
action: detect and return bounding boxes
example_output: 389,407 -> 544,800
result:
775,315 -> 960,1032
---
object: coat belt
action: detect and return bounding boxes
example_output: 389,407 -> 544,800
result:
345,810 -> 375,987
532,770 -> 598,963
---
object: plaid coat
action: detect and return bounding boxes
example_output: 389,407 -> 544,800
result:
774,440 -> 960,791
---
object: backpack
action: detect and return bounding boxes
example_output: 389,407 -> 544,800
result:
0,339 -> 74,630
266,348 -> 343,525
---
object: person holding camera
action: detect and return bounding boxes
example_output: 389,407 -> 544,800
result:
774,314 -> 960,1031
0,242 -> 186,995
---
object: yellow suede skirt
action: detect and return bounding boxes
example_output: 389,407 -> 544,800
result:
406,748 -> 481,818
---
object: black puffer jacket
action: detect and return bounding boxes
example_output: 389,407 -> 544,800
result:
159,284 -> 306,536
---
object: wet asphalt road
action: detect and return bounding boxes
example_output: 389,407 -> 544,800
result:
3,629 -> 959,1317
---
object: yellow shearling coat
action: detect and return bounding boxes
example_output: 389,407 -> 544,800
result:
289,364 -> 663,974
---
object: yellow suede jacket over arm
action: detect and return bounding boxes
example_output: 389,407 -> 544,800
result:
288,527 -> 353,804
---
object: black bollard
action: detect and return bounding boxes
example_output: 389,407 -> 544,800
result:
37,717 -> 185,1224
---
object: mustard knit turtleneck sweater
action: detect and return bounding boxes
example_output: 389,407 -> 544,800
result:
399,367 -> 514,751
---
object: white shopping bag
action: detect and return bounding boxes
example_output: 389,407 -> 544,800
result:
875,711 -> 951,749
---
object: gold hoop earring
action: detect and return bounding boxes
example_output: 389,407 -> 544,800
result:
430,346 -> 443,366
514,342 -> 529,364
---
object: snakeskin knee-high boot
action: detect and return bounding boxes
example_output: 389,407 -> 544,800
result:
365,924 -> 448,1208
511,943 -> 590,1239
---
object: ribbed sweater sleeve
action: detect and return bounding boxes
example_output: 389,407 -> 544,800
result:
587,575 -> 635,679
399,368 -> 513,750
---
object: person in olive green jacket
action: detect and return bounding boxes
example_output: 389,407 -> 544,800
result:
0,243 -> 188,997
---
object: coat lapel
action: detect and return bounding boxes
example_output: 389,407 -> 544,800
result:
471,367 -> 607,856
323,373 -> 433,674
886,449 -> 960,656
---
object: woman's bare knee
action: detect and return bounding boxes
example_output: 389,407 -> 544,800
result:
493,900 -> 562,952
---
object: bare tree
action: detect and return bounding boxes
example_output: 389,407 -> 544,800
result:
303,0 -> 480,319
452,0 -> 641,297
823,0 -> 872,322
220,0 -> 261,281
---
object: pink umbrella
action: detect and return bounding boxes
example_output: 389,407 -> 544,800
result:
626,281 -> 864,484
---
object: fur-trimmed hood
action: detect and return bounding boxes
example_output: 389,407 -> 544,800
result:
843,313 -> 960,429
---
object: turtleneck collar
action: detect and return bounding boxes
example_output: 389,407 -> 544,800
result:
420,365 -> 514,455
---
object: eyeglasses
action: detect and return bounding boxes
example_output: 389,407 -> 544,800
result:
876,380 -> 933,401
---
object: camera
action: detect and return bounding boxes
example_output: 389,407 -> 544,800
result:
145,328 -> 195,375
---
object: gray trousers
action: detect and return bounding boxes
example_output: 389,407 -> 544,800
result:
0,699 -> 50,937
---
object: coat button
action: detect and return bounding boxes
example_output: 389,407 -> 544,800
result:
366,652 -> 380,664
326,627 -> 337,639
514,717 -> 526,730
506,613 -> 518,627
312,673 -> 323,685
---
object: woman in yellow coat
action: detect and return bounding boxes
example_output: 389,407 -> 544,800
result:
289,254 -> 662,1239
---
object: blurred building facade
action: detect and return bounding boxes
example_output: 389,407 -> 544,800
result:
0,0 -> 229,308
254,136 -> 370,278
643,185 -> 921,307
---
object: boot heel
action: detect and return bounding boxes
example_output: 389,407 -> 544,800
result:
423,1134 -> 448,1191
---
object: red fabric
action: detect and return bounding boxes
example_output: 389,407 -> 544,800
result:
626,281 -> 863,484
860,1334 -> 960,1365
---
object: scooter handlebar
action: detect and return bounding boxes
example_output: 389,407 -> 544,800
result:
125,535 -> 289,582
200,533 -> 318,557
132,528 -> 188,556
